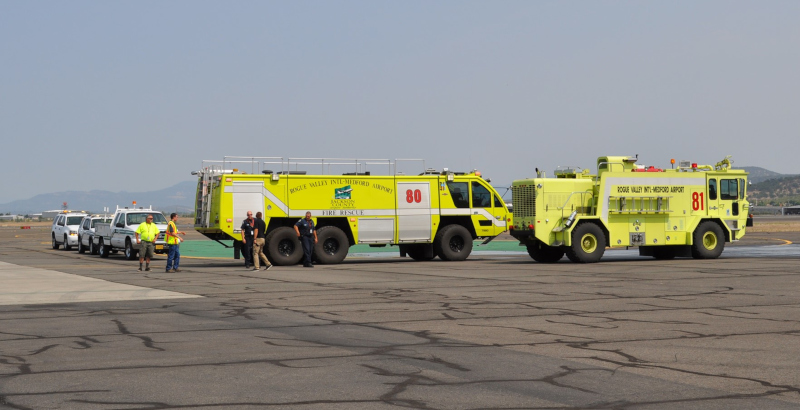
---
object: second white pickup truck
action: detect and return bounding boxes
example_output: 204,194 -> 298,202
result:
93,206 -> 168,260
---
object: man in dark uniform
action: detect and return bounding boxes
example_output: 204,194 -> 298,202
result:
294,211 -> 317,268
252,211 -> 272,270
240,211 -> 255,269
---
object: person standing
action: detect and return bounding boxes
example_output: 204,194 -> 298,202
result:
252,211 -> 272,271
240,211 -> 255,269
135,214 -> 160,272
294,211 -> 317,268
165,213 -> 185,273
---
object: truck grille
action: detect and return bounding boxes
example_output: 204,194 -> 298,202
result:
512,185 -> 536,218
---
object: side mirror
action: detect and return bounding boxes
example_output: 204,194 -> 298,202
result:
116,222 -> 124,228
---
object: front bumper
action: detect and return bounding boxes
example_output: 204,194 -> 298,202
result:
509,228 -> 534,241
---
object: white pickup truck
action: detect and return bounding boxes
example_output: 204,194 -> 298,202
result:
93,206 -> 169,260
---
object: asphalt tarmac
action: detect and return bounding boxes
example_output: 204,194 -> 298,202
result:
1,226 -> 800,409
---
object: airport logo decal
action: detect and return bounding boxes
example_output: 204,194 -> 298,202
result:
334,185 -> 352,199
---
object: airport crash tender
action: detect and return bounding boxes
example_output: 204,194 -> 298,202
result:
193,157 -> 510,265
509,156 -> 752,263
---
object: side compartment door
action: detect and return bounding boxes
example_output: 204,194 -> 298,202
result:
397,182 -> 431,242
231,181 -> 265,235
697,177 -> 716,218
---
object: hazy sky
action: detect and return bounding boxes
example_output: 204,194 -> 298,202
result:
2,1 -> 799,203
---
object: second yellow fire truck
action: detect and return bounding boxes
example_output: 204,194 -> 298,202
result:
193,157 -> 509,265
510,155 -> 752,263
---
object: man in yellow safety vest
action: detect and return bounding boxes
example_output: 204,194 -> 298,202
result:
165,213 -> 185,273
135,214 -> 160,272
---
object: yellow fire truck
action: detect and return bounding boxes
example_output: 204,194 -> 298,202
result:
193,157 -> 509,265
509,156 -> 752,263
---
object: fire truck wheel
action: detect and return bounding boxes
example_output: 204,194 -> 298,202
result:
406,244 -> 435,261
691,221 -> 724,259
52,234 -> 60,250
125,240 -> 138,260
99,239 -> 110,258
566,223 -> 605,263
313,226 -> 349,264
63,235 -> 72,251
526,239 -> 564,263
266,227 -> 303,266
434,224 -> 473,261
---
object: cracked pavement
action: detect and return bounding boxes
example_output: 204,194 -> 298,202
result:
1,227 -> 800,409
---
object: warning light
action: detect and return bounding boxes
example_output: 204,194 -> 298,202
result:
670,159 -> 675,164
475,171 -> 482,177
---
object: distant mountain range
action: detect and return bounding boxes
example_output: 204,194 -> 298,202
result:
740,167 -> 798,184
748,175 -> 800,206
0,181 -> 197,215
738,167 -> 800,206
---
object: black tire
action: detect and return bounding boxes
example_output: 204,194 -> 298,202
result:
265,227 -> 303,266
691,221 -> 725,259
77,236 -> 85,254
313,226 -> 349,264
99,239 -> 110,258
52,234 -> 60,250
89,238 -> 97,255
526,239 -> 564,263
652,247 -> 676,260
433,224 -> 473,261
406,244 -> 435,261
124,240 -> 138,260
565,223 -> 605,263
63,235 -> 72,251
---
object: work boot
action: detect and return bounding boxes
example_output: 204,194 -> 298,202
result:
174,269 -> 181,272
